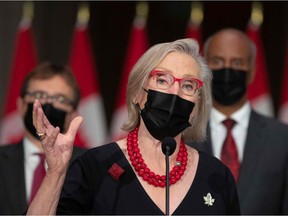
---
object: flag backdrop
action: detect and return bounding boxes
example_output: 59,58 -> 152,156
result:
246,23 -> 274,117
0,18 -> 37,144
69,22 -> 108,148
185,2 -> 203,51
278,42 -> 288,124
110,15 -> 149,141
186,21 -> 202,50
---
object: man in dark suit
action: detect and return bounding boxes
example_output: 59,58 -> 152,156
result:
0,62 -> 86,214
190,28 -> 288,214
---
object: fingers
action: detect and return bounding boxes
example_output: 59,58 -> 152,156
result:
66,116 -> 83,140
33,100 -> 54,140
32,99 -> 41,130
33,100 -> 45,130
32,100 -> 83,150
42,126 -> 60,149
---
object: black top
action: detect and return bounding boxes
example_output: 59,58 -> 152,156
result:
57,142 -> 240,215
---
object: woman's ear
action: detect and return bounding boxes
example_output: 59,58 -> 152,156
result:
132,97 -> 137,105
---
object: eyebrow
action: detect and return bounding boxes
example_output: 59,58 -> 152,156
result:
153,68 -> 200,79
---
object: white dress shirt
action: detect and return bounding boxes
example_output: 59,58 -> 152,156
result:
210,102 -> 251,162
23,138 -> 46,201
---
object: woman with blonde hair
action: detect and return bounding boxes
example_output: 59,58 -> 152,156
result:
28,38 -> 240,215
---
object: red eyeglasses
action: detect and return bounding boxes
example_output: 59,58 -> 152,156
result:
150,70 -> 203,96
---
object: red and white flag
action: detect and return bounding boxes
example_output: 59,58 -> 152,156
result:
186,2 -> 203,51
278,42 -> 288,124
69,9 -> 107,148
246,22 -> 274,117
186,21 -> 202,49
110,12 -> 149,141
0,16 -> 38,144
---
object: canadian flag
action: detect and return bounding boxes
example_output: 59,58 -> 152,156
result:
278,42 -> 288,124
185,2 -> 203,50
110,12 -> 149,141
0,17 -> 37,145
69,10 -> 107,148
246,22 -> 274,117
186,21 -> 202,49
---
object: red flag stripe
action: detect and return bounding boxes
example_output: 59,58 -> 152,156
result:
246,22 -> 274,117
185,21 -> 202,51
0,19 -> 38,144
110,16 -> 149,141
69,22 -> 107,148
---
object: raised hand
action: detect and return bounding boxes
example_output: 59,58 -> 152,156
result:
32,99 -> 83,175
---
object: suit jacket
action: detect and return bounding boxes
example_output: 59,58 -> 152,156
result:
189,110 -> 288,214
0,140 -> 86,215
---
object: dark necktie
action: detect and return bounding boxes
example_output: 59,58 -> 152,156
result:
221,119 -> 240,182
29,153 -> 46,204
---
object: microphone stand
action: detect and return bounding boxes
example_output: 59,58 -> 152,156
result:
165,145 -> 170,216
161,137 -> 176,216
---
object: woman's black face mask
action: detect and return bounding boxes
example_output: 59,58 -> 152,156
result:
24,103 -> 67,140
140,89 -> 195,141
212,68 -> 247,105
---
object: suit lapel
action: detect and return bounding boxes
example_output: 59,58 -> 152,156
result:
2,142 -> 27,213
237,111 -> 267,203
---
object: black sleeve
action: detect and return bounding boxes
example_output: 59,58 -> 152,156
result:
57,155 -> 94,215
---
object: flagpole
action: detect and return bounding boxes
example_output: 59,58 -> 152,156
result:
250,1 -> 263,27
190,1 -> 203,26
21,1 -> 33,27
186,1 -> 203,50
136,1 -> 148,19
77,2 -> 89,27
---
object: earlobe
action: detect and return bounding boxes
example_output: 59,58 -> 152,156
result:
132,98 -> 137,105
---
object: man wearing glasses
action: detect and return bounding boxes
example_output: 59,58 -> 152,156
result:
0,62 -> 86,214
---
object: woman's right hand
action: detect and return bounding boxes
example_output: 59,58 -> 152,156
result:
33,99 -> 83,176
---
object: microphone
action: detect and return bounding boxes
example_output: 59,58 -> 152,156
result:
161,137 -> 176,156
161,137 -> 176,216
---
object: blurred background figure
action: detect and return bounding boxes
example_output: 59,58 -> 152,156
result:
0,62 -> 86,214
189,28 -> 288,215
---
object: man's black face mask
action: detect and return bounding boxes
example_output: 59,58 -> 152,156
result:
212,68 -> 247,105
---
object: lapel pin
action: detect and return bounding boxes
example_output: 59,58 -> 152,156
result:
203,193 -> 215,206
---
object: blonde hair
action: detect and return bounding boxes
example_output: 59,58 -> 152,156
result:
122,38 -> 212,142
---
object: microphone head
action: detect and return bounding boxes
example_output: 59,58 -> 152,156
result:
161,137 -> 177,156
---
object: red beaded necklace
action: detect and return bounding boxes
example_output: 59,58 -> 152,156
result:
127,127 -> 188,187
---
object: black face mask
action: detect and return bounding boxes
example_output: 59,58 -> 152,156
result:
24,103 -> 67,140
140,89 -> 195,141
212,68 -> 247,105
